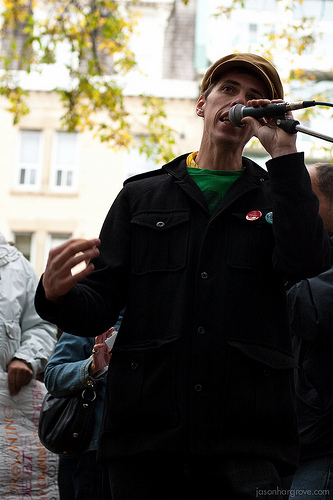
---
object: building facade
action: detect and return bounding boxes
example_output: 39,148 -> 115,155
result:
1,0 -> 332,276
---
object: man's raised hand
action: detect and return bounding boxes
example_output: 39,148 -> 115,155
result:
42,238 -> 100,303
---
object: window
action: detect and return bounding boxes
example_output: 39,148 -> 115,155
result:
50,132 -> 79,191
249,23 -> 258,44
12,232 -> 35,263
44,233 -> 72,270
15,130 -> 43,190
123,138 -> 159,180
0,1 -> 33,71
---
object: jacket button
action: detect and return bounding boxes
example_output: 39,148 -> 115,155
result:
198,327 -> 205,335
130,362 -> 139,370
201,272 -> 208,279
156,221 -> 165,228
194,384 -> 202,392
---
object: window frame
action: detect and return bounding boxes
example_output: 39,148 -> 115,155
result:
10,231 -> 37,268
49,131 -> 80,192
44,232 -> 72,270
14,129 -> 44,191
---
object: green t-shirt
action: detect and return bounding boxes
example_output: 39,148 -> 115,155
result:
187,167 -> 243,215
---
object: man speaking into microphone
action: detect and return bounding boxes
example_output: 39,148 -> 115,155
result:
35,53 -> 332,499
228,100 -> 316,126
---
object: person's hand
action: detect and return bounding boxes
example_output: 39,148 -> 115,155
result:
89,328 -> 113,375
241,98 -> 297,159
7,359 -> 33,396
42,238 -> 101,303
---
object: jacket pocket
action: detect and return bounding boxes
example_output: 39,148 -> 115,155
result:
105,335 -> 179,433
226,339 -> 297,370
224,339 -> 297,436
227,211 -> 275,270
131,210 -> 190,274
4,320 -> 21,341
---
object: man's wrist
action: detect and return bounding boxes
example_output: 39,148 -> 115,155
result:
270,146 -> 297,159
12,357 -> 33,371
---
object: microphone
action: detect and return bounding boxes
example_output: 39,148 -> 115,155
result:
228,101 -> 317,126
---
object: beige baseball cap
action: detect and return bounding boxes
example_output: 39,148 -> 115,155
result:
201,52 -> 284,99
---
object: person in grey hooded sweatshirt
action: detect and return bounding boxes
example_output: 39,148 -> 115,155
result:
0,232 -> 57,395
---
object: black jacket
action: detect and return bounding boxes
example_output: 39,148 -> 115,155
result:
287,262 -> 333,461
35,152 -> 332,474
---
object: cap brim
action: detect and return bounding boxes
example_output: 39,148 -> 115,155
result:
209,60 -> 275,99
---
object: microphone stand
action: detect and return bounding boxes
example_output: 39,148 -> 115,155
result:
274,116 -> 333,144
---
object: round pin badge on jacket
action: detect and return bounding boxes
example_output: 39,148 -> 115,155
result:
265,212 -> 273,224
246,210 -> 262,221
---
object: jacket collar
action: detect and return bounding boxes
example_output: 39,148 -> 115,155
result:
163,154 -> 269,216
163,153 -> 268,182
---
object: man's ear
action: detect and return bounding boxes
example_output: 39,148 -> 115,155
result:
196,95 -> 205,118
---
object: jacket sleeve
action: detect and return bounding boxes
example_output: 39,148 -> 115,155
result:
287,267 -> 333,344
267,152 -> 333,281
35,188 -> 131,336
43,333 -> 100,397
14,259 -> 58,376
35,188 -> 132,337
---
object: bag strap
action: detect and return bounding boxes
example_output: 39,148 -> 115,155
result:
81,386 -> 96,408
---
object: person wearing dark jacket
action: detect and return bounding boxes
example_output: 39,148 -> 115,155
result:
43,313 -> 123,500
34,53 -> 332,499
287,163 -> 333,498
44,331 -> 111,500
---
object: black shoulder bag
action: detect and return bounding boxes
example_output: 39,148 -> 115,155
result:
38,384 -> 96,455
